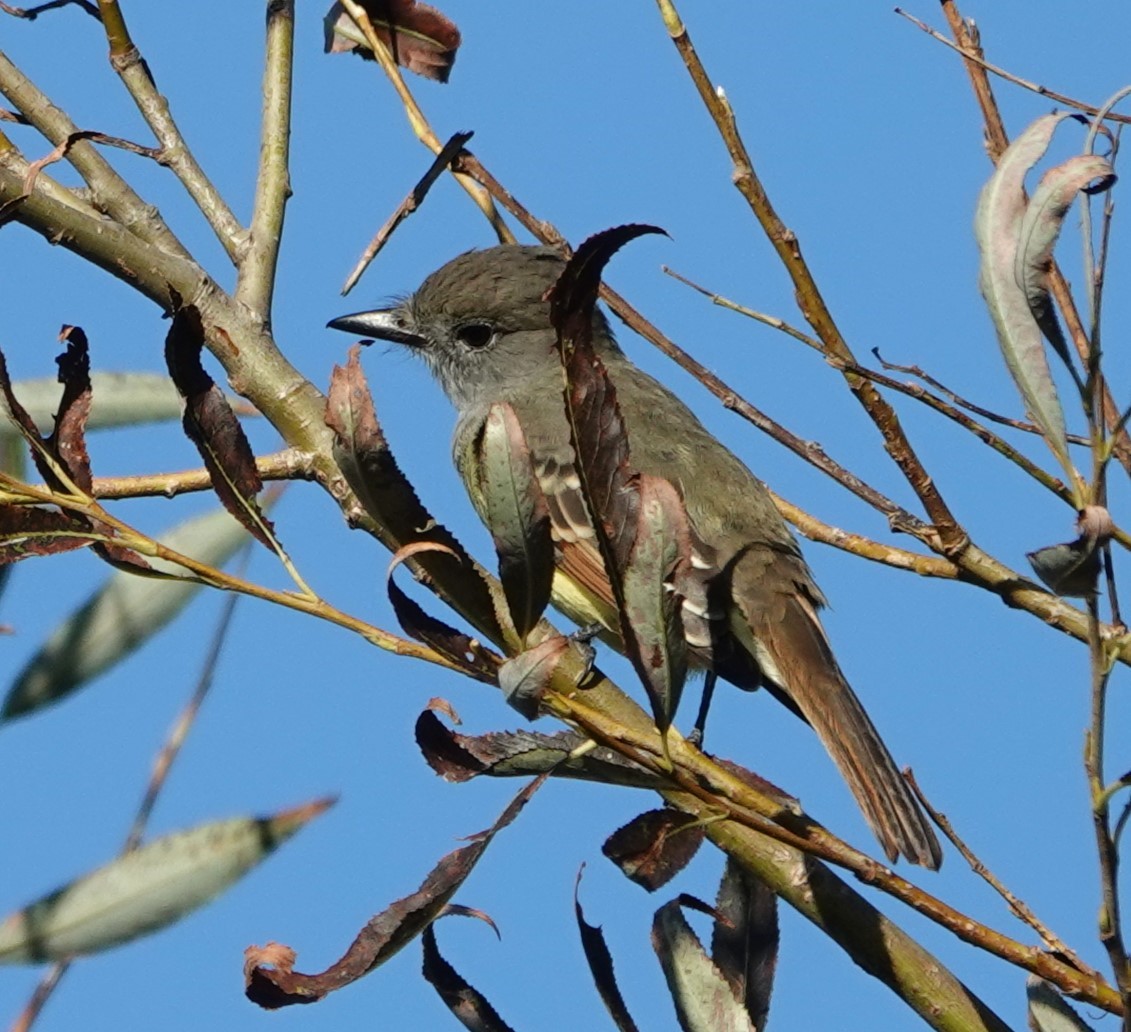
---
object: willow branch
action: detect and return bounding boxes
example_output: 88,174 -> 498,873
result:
896,7 -> 1131,126
664,265 -> 1075,506
935,0 -> 1131,478
654,0 -> 965,555
0,48 -> 189,256
95,0 -> 245,260
335,0 -> 513,244
235,0 -> 293,317
89,449 -> 314,500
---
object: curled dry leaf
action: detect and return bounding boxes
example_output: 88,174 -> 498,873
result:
165,305 -> 274,549
1027,504 -> 1115,598
1016,152 -> 1115,369
549,224 -> 692,730
0,798 -> 332,963
387,540 -> 501,683
711,860 -> 778,1032
327,347 -> 503,644
574,867 -> 642,1032
422,923 -> 515,1032
974,114 -> 1110,491
48,325 -> 93,491
497,634 -> 571,718
245,775 -> 546,1009
324,0 -> 461,82
414,708 -> 660,787
602,808 -> 705,892
0,505 -> 90,566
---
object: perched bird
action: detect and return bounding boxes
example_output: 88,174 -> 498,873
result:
329,245 -> 941,868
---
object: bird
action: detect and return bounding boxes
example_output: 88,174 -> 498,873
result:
328,244 -> 942,868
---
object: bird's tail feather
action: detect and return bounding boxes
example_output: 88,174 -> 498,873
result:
744,593 -> 942,869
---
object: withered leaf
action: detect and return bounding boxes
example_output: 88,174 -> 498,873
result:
1027,504 -> 1114,598
164,305 -> 273,549
414,709 -> 660,788
47,325 -> 93,491
574,868 -> 641,1032
324,0 -> 461,83
327,348 -> 503,644
475,402 -> 554,642
422,924 -> 515,1032
548,227 -> 668,577
497,634 -> 571,718
711,860 -> 778,1032
387,541 -> 501,683
0,504 -> 90,564
245,774 -> 547,1009
602,809 -> 705,892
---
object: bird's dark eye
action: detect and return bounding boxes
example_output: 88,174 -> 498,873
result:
454,322 -> 495,349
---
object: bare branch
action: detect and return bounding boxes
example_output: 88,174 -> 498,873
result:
235,0 -> 295,317
95,0 -> 246,260
342,129 -> 474,295
0,49 -> 189,255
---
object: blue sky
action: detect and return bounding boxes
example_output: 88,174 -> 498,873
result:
2,2 -> 1131,1029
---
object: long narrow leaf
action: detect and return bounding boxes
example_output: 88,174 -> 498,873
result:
974,114 -> 1075,486
4,506 -> 255,721
0,799 -> 331,962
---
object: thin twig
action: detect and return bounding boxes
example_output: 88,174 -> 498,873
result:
770,489 -> 956,578
341,130 -> 473,296
96,0 -> 246,261
335,0 -> 513,244
935,0 -> 1131,478
0,49 -> 189,257
872,349 -> 1089,445
895,8 -> 1131,127
125,561 -> 247,850
90,448 -> 315,500
1086,594 -> 1131,1022
663,265 -> 1079,507
235,0 -> 294,318
654,0 -> 965,556
0,0 -> 98,19
905,770 -> 1093,969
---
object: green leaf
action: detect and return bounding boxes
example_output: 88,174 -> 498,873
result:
620,475 -> 691,731
974,114 -> 1077,488
0,799 -> 332,963
476,402 -> 554,642
3,506 -> 254,721
1027,976 -> 1095,1032
652,897 -> 756,1032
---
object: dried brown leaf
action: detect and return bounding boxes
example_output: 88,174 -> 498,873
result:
245,775 -> 546,1009
0,504 -> 90,564
327,348 -> 503,643
711,860 -> 778,1032
421,924 -> 515,1031
602,809 -> 705,892
386,541 -> 501,683
574,867 -> 641,1032
165,305 -> 272,549
324,0 -> 461,82
413,709 -> 660,787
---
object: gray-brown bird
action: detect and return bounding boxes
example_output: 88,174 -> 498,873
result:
329,245 -> 941,868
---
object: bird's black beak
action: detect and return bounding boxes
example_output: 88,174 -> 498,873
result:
326,309 -> 427,348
